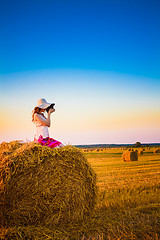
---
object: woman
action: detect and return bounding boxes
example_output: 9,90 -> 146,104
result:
32,98 -> 64,148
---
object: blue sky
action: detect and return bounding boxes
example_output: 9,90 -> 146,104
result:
0,0 -> 160,144
1,0 -> 160,77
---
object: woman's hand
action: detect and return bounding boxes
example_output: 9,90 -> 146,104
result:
48,108 -> 55,114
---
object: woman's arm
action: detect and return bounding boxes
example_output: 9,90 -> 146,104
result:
34,112 -> 51,127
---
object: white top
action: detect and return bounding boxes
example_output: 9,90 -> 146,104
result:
34,114 -> 49,139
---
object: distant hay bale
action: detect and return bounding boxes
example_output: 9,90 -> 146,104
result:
122,150 -> 138,161
0,141 -> 97,232
138,150 -> 143,155
154,148 -> 160,153
85,149 -> 89,152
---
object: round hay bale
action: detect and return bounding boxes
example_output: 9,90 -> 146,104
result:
154,148 -> 160,153
122,151 -> 138,162
0,141 -> 97,229
138,150 -> 143,155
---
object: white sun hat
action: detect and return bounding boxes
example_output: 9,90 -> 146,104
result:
37,98 -> 51,109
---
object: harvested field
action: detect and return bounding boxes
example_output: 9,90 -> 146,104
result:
0,143 -> 160,239
85,147 -> 160,239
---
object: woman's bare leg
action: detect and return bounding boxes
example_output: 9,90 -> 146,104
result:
54,143 -> 64,148
59,143 -> 64,147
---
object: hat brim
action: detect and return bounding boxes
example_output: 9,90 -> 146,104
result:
37,102 -> 52,109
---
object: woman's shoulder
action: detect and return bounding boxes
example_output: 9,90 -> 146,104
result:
34,113 -> 39,118
34,113 -> 41,121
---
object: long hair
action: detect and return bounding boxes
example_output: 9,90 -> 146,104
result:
32,107 -> 42,122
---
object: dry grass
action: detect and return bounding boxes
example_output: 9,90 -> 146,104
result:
85,148 -> 160,239
0,143 -> 160,239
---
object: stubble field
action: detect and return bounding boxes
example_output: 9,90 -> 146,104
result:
1,144 -> 160,239
83,147 -> 160,239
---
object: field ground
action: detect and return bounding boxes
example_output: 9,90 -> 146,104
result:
1,145 -> 160,239
82,147 -> 160,239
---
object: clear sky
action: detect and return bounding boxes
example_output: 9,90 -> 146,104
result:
0,0 -> 160,145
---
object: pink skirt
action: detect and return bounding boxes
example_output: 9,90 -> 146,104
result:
34,135 -> 62,148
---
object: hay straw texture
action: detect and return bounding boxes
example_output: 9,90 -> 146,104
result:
0,141 -> 97,235
122,150 -> 138,162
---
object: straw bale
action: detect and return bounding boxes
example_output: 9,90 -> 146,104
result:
122,151 -> 138,161
154,148 -> 160,153
0,141 -> 97,231
138,150 -> 143,155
